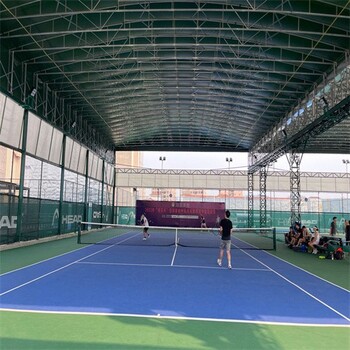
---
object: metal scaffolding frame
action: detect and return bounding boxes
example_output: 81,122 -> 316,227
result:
247,172 -> 254,228
247,65 -> 350,227
259,167 -> 267,228
248,64 -> 350,173
287,152 -> 302,225
1,1 -> 349,156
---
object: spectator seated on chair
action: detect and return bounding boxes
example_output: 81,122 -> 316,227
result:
288,222 -> 301,248
295,226 -> 311,247
284,226 -> 294,245
308,226 -> 320,254
291,225 -> 306,248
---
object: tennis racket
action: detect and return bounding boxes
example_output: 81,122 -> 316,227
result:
210,228 -> 221,236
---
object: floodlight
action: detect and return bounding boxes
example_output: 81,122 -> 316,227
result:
30,88 -> 37,97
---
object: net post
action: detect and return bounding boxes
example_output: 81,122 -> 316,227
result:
77,222 -> 81,244
175,228 -> 178,246
273,227 -> 276,250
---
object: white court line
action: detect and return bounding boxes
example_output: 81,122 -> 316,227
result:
263,249 -> 350,293
173,265 -> 270,271
77,261 -> 170,268
170,244 -> 178,266
0,307 -> 349,327
76,260 -> 270,271
0,245 -> 113,297
0,230 -> 135,277
233,235 -> 350,292
0,233 -> 139,297
0,242 -> 92,278
232,243 -> 350,323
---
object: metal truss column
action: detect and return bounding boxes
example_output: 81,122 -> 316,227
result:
288,152 -> 302,225
259,167 -> 267,228
247,172 -> 254,228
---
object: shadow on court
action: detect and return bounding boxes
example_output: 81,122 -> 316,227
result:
2,310 -> 348,349
0,310 -> 284,350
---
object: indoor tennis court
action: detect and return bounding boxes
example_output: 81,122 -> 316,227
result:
1,1 -> 350,349
1,230 -> 349,326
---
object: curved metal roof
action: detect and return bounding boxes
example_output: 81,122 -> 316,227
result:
0,0 -> 349,154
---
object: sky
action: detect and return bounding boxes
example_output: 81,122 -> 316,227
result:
141,152 -> 350,173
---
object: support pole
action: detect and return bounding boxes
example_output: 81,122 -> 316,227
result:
83,150 -> 89,229
273,228 -> 277,251
100,159 -> 105,224
16,108 -> 29,241
112,166 -> 116,224
58,134 -> 66,235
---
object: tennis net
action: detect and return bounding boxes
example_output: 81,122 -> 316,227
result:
77,222 -> 276,250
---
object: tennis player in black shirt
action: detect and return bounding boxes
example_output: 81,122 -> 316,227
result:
217,210 -> 233,269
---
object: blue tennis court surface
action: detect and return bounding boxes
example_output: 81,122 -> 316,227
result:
0,232 -> 349,326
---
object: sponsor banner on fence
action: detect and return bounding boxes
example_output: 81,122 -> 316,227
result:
136,200 -> 225,228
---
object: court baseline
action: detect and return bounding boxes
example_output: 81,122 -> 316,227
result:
0,233 -> 349,326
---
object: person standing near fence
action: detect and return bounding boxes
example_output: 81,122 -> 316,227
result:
345,219 -> 350,246
330,217 -> 337,236
200,215 -> 207,229
217,210 -> 233,269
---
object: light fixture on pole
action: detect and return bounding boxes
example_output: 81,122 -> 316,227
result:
159,156 -> 166,169
342,159 -> 350,173
23,88 -> 37,110
225,157 -> 233,207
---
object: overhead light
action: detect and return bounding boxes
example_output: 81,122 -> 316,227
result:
71,122 -> 77,128
159,156 -> 166,169
30,88 -> 37,97
226,157 -> 232,169
23,88 -> 37,109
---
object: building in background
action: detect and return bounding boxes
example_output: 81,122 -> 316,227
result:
115,151 -> 143,206
0,145 -> 21,194
116,151 -> 142,169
